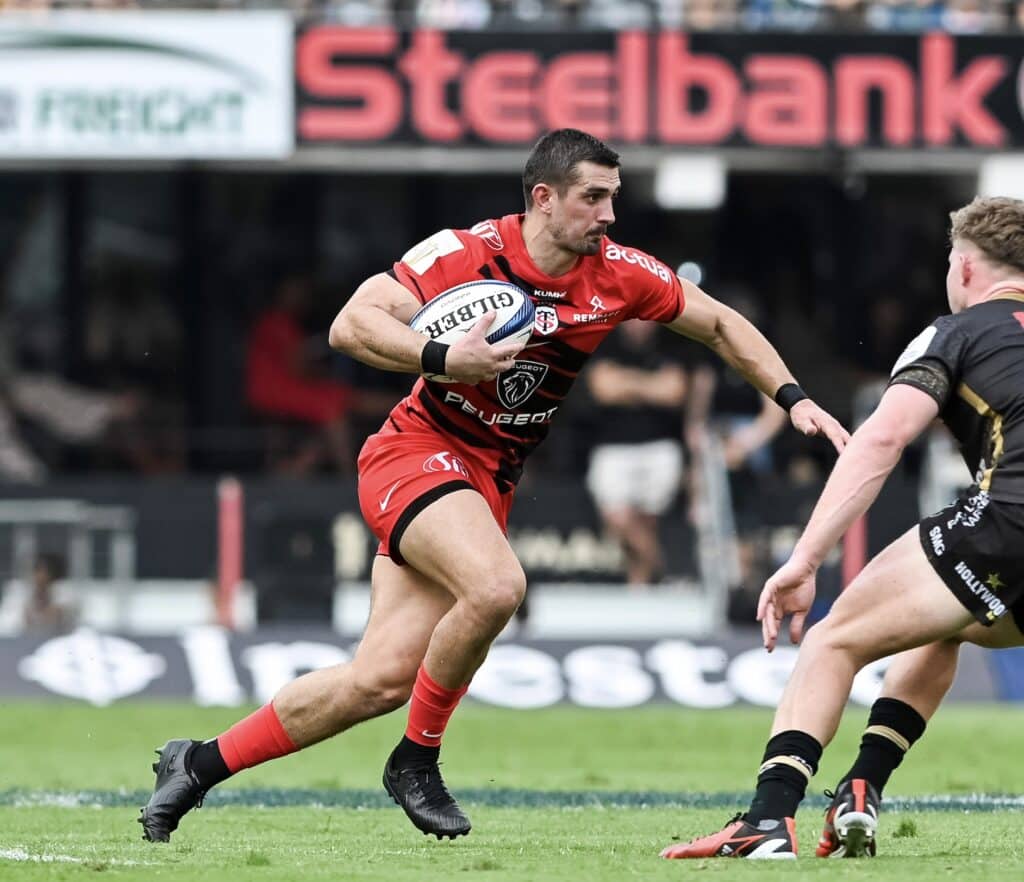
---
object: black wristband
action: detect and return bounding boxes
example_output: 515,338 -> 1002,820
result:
420,339 -> 450,376
774,382 -> 808,412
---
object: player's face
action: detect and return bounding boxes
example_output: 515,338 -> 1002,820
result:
548,162 -> 620,256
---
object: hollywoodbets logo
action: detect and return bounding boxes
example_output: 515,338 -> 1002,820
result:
297,31 -> 1012,149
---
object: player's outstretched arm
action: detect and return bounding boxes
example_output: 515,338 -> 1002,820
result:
329,274 -> 519,383
758,383 -> 939,650
664,281 -> 850,454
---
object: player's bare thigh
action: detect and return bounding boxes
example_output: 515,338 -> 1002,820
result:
955,611 -> 1024,649
808,527 -> 975,664
349,554 -> 455,692
271,556 -> 453,742
397,488 -> 525,616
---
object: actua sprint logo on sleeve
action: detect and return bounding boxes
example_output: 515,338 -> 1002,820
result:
604,243 -> 673,283
0,12 -> 293,159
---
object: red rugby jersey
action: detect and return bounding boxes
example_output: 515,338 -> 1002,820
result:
383,213 -> 686,492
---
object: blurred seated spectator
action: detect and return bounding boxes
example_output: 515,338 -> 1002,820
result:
581,0 -> 654,27
324,0 -> 392,24
22,553 -> 75,635
852,291 -> 917,379
684,286 -> 788,487
246,273 -> 354,475
864,0 -> 945,30
0,375 -> 142,482
680,0 -> 742,28
941,0 -> 1006,30
416,0 -> 491,27
0,311 -> 144,481
82,262 -> 186,474
584,320 -> 687,588
0,552 -> 76,637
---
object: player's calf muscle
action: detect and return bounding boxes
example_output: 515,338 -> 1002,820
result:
274,666 -> 407,744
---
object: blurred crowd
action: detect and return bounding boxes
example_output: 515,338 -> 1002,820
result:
0,0 -> 1021,33
0,163 -> 952,487
0,159 -> 955,605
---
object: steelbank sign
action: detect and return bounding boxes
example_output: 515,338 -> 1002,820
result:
0,12 -> 293,158
296,28 -> 1024,149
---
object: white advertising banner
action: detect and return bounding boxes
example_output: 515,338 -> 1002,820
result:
0,12 -> 293,159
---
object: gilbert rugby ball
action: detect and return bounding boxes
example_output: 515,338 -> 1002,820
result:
409,280 -> 535,382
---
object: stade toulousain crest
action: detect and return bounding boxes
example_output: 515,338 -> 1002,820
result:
498,360 -> 547,408
534,305 -> 559,335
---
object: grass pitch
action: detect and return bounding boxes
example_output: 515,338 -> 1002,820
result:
1,701 -> 1022,880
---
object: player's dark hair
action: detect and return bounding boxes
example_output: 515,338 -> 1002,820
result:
522,129 -> 620,209
950,196 -> 1024,273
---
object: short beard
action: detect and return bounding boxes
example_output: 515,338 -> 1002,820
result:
550,222 -> 602,257
572,238 -> 602,256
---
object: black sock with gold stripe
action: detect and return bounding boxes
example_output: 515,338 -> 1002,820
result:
842,697 -> 926,796
746,730 -> 822,823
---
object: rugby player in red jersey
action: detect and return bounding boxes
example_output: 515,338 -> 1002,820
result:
139,129 -> 848,844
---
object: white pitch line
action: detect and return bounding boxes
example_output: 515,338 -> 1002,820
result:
0,846 -> 152,866
0,847 -> 80,864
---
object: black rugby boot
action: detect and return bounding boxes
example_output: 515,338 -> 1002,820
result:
382,749 -> 472,839
138,739 -> 207,843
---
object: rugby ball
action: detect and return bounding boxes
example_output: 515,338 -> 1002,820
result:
409,280 -> 535,382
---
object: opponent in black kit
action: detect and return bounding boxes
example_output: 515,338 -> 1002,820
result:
664,195 -> 1024,860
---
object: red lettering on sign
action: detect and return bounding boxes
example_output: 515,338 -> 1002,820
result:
297,28 -> 402,140
617,31 -> 647,143
834,57 -> 914,147
399,30 -> 464,142
464,51 -> 540,142
921,33 -> 1006,147
293,28 -> 1014,150
744,56 -> 827,146
541,53 -> 613,140
657,34 -> 739,144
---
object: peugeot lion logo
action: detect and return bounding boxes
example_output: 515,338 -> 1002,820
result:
497,361 -> 548,408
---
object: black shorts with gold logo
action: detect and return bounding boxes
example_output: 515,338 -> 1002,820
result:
919,490 -> 1024,629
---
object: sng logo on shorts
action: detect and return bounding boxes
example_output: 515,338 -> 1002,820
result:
497,360 -> 548,408
534,305 -> 559,336
929,525 -> 945,556
422,451 -> 469,478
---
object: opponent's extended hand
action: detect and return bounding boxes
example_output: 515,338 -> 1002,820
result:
443,312 -> 522,384
757,557 -> 817,652
789,399 -> 850,455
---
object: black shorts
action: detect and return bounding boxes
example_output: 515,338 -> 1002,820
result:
919,490 -> 1024,628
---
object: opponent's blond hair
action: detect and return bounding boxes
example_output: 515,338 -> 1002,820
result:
949,196 -> 1024,273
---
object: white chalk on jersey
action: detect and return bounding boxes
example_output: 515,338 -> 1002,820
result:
401,229 -> 464,276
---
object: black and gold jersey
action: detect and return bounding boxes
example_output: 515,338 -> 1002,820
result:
890,294 -> 1024,504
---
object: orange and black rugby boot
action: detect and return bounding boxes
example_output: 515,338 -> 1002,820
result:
816,778 -> 879,858
661,813 -> 797,860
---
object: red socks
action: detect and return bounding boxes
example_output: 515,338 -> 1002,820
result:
211,669 -> 464,776
404,665 -> 468,747
217,703 -> 298,774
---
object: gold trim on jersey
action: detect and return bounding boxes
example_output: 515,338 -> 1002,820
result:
957,382 -> 1005,492
990,291 -> 1024,304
